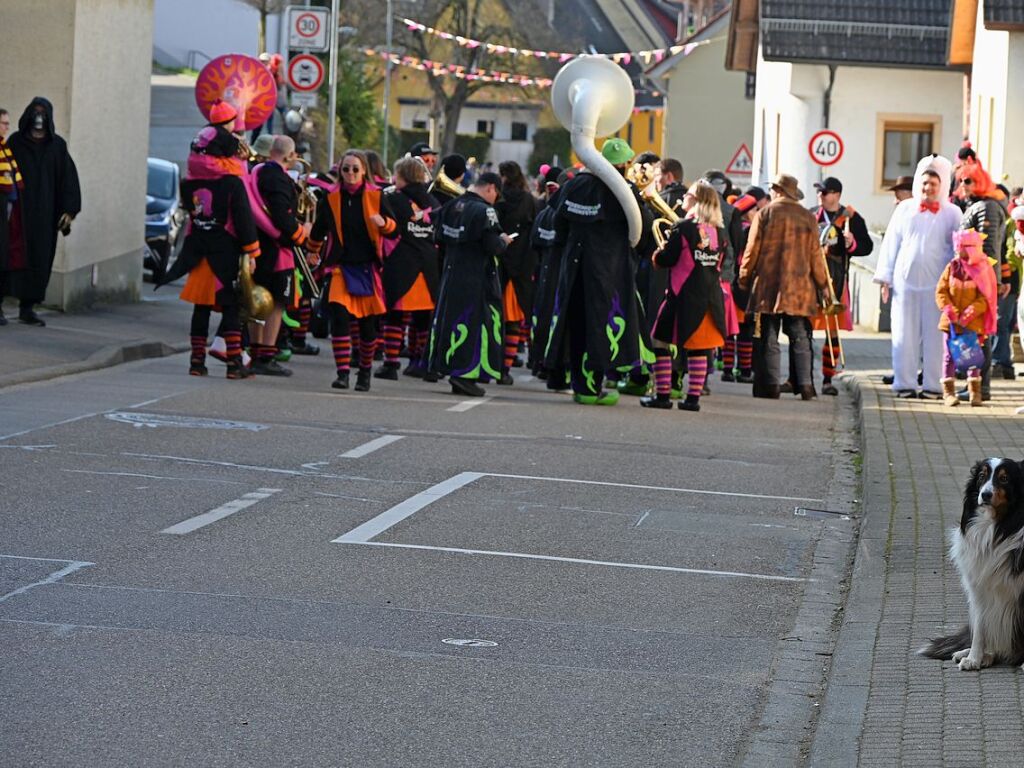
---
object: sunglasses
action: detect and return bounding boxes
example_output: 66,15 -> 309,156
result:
340,165 -> 362,173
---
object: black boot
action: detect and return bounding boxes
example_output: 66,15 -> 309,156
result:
678,394 -> 701,411
640,394 -> 672,409
332,370 -> 350,390
374,362 -> 400,380
355,367 -> 372,391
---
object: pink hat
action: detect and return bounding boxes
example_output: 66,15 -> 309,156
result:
209,99 -> 237,126
953,228 -> 985,258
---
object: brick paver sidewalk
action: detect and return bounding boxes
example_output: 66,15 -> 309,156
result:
812,332 -> 1024,767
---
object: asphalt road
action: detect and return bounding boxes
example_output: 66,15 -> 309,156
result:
1,353 -> 856,766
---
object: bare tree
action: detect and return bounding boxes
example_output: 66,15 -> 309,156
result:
337,0 -> 568,156
237,0 -> 287,52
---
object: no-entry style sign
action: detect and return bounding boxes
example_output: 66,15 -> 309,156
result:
809,130 -> 844,167
287,54 -> 325,93
287,6 -> 330,51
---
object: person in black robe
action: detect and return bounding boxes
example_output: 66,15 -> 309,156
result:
494,160 -> 538,384
427,172 -> 510,397
4,97 -> 81,325
529,166 -> 570,389
544,138 -> 654,405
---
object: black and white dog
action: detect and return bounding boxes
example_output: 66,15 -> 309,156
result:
920,458 -> 1024,670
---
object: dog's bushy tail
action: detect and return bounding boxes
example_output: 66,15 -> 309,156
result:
919,625 -> 971,659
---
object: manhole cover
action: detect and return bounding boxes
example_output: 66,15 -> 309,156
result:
442,638 -> 498,648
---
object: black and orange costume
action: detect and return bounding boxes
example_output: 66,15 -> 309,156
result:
162,111 -> 259,378
249,160 -> 307,364
307,181 -> 396,391
809,203 -> 872,390
377,181 -> 438,380
0,135 -> 25,313
495,183 -> 537,379
643,218 -> 729,412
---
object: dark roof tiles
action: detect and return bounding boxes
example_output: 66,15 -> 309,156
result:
759,0 -> 954,68
985,0 -> 1024,27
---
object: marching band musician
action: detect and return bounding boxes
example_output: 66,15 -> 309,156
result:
306,149 -> 396,393
544,137 -> 654,406
809,176 -> 872,395
248,135 -> 309,376
169,100 -> 261,380
377,156 -> 440,381
427,172 -> 510,398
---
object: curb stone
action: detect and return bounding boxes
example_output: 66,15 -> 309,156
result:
0,340 -> 189,389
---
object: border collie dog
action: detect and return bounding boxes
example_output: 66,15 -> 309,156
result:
920,458 -> 1024,670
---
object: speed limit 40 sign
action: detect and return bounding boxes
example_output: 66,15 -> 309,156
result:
809,130 -> 844,167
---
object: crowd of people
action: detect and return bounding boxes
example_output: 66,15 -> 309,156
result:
4,90 -> 1021,413
159,100 -> 1024,411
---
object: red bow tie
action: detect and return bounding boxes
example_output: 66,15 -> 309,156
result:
919,201 -> 940,213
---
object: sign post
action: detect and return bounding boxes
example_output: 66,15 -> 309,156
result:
326,0 -> 340,168
808,130 -> 844,167
286,5 -> 330,52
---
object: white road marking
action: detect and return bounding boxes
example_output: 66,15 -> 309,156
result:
340,434 -> 404,458
123,452 -> 424,484
332,472 -> 485,543
0,558 -> 94,603
161,488 -> 282,534
485,472 -> 821,503
0,411 -> 105,441
61,469 -> 245,485
447,396 -> 493,412
351,542 -> 808,583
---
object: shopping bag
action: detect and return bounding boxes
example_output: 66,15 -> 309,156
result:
947,325 -> 985,373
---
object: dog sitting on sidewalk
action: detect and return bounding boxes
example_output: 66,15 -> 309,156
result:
920,458 -> 1024,670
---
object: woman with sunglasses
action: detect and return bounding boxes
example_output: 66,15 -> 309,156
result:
307,149 -> 396,392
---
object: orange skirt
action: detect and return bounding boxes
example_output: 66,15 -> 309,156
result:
812,284 -> 853,332
328,266 -> 386,318
503,283 -> 524,323
684,312 -> 725,351
394,273 -> 435,312
179,258 -> 218,306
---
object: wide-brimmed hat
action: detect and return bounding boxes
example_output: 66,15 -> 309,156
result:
887,175 -> 914,192
770,173 -> 803,201
251,133 -> 275,158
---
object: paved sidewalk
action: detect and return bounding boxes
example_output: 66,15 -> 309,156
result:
813,332 -> 1024,767
0,290 -> 192,388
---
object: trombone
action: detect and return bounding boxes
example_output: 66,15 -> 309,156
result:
818,244 -> 846,368
293,157 -> 322,299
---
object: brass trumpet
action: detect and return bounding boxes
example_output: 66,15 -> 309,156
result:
430,167 -> 466,198
627,162 -> 678,249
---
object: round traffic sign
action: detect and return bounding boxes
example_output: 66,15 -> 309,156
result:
294,12 -> 321,38
809,130 -> 844,167
287,54 -> 325,93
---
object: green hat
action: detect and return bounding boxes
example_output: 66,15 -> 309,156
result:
601,137 -> 634,165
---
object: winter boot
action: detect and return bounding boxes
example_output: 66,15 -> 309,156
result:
941,377 -> 959,407
968,374 -> 983,407
354,367 -> 372,392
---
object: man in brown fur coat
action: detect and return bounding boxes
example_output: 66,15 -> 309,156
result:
738,173 -> 829,400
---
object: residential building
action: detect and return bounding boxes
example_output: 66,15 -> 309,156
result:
727,0 -> 963,231
647,6 -> 755,185
948,0 -> 1024,184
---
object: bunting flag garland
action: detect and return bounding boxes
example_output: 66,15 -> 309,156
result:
363,48 -> 555,87
401,17 -> 705,65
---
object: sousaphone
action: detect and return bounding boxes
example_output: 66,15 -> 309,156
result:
551,56 -> 642,246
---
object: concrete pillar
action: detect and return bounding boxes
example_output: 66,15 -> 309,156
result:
0,0 -> 153,310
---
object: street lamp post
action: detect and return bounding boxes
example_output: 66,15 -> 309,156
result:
326,0 -> 341,168
382,0 -> 394,168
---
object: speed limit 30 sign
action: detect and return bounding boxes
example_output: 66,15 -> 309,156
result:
809,130 -> 844,167
287,5 -> 330,51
